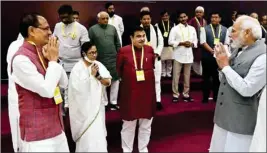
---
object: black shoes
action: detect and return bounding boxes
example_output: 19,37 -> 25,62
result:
183,96 -> 194,102
172,96 -> 194,103
106,104 -> 120,111
172,97 -> 179,103
156,102 -> 163,111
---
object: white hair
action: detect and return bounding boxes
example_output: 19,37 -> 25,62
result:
97,11 -> 108,18
236,15 -> 262,39
195,6 -> 204,12
140,6 -> 150,12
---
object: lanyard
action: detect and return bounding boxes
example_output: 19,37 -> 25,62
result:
195,17 -> 203,27
27,41 -> 47,71
162,20 -> 169,32
179,24 -> 190,41
61,23 -> 76,39
132,45 -> 144,70
210,24 -> 221,39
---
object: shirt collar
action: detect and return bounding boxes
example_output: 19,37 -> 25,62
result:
179,23 -> 188,28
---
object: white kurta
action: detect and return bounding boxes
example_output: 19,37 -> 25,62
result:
68,60 -> 111,152
168,23 -> 198,64
250,86 -> 266,152
53,21 -> 90,72
12,46 -> 69,152
108,14 -> 124,46
6,38 -> 24,152
140,24 -> 164,102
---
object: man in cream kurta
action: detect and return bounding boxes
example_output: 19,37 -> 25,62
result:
53,4 -> 89,112
68,42 -> 112,152
6,34 -> 24,152
169,12 -> 197,103
140,11 -> 164,110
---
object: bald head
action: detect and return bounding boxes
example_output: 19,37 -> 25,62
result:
250,12 -> 259,20
97,11 -> 109,25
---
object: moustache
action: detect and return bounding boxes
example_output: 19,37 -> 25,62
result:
139,40 -> 145,43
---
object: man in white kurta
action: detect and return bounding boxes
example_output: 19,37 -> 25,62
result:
249,86 -> 266,152
68,42 -> 111,152
168,12 -> 197,103
53,4 -> 89,112
6,35 -> 24,152
106,2 -> 124,46
12,14 -> 69,152
140,11 -> 164,109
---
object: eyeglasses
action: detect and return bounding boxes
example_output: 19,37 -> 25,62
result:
37,26 -> 51,31
87,51 -> 97,55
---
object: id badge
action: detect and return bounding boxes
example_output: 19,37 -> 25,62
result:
200,27 -> 205,31
54,86 -> 63,105
136,70 -> 145,81
163,32 -> 169,37
214,38 -> 220,45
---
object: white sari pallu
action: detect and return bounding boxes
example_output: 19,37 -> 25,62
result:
68,60 -> 111,152
250,86 -> 266,152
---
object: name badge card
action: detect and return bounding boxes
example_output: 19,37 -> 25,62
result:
214,38 -> 220,45
163,32 -> 169,37
136,70 -> 145,81
54,87 -> 63,105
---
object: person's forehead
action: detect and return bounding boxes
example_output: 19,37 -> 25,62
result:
88,46 -> 97,51
134,30 -> 145,36
38,16 -> 48,26
108,5 -> 114,9
163,12 -> 169,16
212,14 -> 220,17
180,13 -> 187,17
196,10 -> 203,13
232,22 -> 240,30
100,13 -> 108,18
142,15 -> 151,19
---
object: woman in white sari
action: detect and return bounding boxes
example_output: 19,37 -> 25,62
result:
250,86 -> 266,152
68,41 -> 111,152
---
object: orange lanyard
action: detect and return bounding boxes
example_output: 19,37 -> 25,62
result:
27,41 -> 47,71
132,44 -> 144,70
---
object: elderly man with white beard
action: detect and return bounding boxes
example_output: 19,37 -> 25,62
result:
209,15 -> 266,152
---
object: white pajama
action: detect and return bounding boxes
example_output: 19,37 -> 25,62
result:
121,118 -> 153,152
103,80 -> 120,105
155,60 -> 162,102
209,124 -> 252,152
162,60 -> 173,76
20,132 -> 69,152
